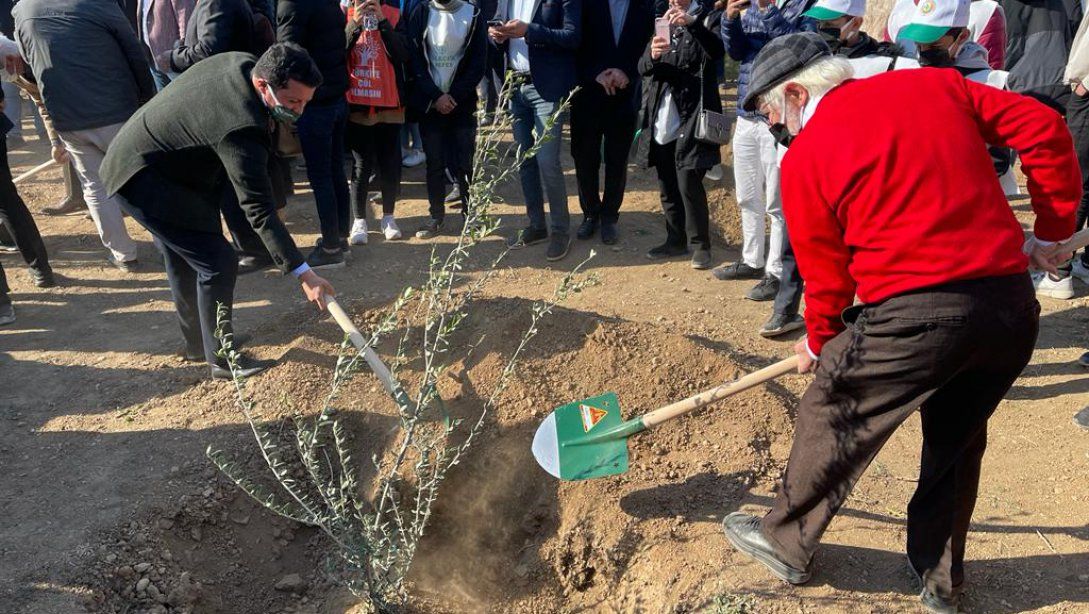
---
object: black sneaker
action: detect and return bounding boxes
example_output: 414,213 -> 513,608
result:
305,243 -> 346,269
106,255 -> 139,273
340,239 -> 351,260
238,254 -> 274,275
415,218 -> 444,239
760,313 -> 804,338
746,276 -> 780,302
646,243 -> 687,260
0,301 -> 13,326
31,268 -> 56,288
713,262 -> 764,281
210,355 -> 276,381
508,226 -> 548,249
546,233 -> 571,261
691,248 -> 712,270
1077,351 -> 1089,369
600,220 -> 618,245
722,513 -> 811,585
1075,406 -> 1089,431
576,217 -> 598,240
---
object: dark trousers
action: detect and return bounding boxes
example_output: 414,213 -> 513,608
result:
120,171 -> 239,366
773,236 -> 803,316
760,273 -> 1039,601
297,98 -> 350,248
1066,91 -> 1089,267
0,140 -> 49,276
347,121 -> 402,219
419,110 -> 474,222
571,89 -> 637,223
651,141 -> 710,250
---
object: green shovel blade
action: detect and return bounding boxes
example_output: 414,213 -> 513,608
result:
532,392 -> 644,481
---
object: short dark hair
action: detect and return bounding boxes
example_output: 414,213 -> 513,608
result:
253,43 -> 323,90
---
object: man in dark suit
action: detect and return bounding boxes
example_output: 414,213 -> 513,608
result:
490,0 -> 581,261
101,44 -> 336,380
571,0 -> 652,245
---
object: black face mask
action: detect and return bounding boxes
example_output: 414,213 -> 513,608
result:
769,123 -> 794,148
818,27 -> 843,51
917,46 -> 955,68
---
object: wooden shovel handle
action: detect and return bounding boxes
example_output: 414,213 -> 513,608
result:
325,295 -> 397,395
13,159 -> 58,185
641,355 -> 800,429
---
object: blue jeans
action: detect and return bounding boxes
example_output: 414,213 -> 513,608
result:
511,83 -> 568,234
296,98 -> 349,248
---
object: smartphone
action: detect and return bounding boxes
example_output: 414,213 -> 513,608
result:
488,19 -> 505,27
654,17 -> 670,41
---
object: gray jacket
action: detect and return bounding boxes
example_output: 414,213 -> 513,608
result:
14,0 -> 155,132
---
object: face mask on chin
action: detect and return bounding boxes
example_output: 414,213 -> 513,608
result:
266,86 -> 301,124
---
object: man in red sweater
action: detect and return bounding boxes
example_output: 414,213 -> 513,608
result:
721,33 -> 1080,614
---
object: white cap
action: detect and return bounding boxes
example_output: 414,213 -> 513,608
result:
803,0 -> 867,20
898,0 -> 970,43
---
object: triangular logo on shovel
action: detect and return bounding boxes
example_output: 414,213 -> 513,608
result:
579,404 -> 608,432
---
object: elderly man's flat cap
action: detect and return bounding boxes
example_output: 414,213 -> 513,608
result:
741,32 -> 832,112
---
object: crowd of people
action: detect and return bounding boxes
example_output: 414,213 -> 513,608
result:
0,0 -> 1088,610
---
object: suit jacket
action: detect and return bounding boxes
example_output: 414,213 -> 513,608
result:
496,0 -> 582,102
101,52 -> 304,272
169,0 -> 256,73
576,0 -> 652,90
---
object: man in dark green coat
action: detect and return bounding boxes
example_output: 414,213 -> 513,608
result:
102,43 -> 335,380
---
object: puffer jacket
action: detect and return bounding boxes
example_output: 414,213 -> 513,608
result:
720,0 -> 814,118
1001,0 -> 1081,103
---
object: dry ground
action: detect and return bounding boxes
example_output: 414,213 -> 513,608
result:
1,112 -> 1087,614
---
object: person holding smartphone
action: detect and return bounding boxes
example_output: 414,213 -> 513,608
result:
716,0 -> 814,304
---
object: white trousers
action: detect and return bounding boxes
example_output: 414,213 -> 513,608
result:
731,115 -> 784,278
58,122 -> 139,263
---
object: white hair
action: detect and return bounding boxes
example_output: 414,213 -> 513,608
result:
759,56 -> 855,110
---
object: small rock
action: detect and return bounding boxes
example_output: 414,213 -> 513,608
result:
274,573 -> 307,593
1079,574 -> 1089,582
117,566 -> 135,579
147,583 -> 162,600
134,563 -> 151,574
104,553 -> 117,564
190,527 -> 203,542
161,550 -> 173,562
158,518 -> 174,530
231,514 -> 250,526
136,577 -> 150,593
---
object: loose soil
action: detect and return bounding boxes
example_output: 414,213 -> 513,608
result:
1,116 -> 1087,614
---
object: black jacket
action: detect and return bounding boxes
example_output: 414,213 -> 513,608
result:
636,5 -> 723,171
576,0 -> 653,90
345,4 -> 412,114
405,0 -> 487,117
14,0 -> 156,132
277,0 -> 349,105
101,52 -> 305,272
170,0 -> 257,73
492,0 -> 582,102
839,32 -> 902,59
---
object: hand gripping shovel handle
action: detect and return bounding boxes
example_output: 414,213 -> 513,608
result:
641,355 -> 800,429
324,295 -> 398,396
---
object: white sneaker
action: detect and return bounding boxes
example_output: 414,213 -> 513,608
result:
349,218 -> 369,245
402,149 -> 425,168
1032,271 -> 1075,300
381,216 -> 402,240
705,164 -> 724,182
1072,259 -> 1089,286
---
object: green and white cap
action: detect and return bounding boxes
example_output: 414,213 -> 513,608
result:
803,0 -> 866,20
898,0 -> 970,43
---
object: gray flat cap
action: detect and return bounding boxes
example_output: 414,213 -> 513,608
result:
741,32 -> 831,112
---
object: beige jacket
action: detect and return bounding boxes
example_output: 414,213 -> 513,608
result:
1065,13 -> 1089,89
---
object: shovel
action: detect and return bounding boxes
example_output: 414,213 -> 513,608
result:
325,295 -> 409,405
533,355 -> 799,481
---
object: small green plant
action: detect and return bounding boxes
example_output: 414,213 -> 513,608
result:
208,75 -> 592,612
704,591 -> 757,614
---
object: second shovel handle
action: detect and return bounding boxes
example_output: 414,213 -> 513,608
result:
641,355 -> 799,429
325,296 -> 396,395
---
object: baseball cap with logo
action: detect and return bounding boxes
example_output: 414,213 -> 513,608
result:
803,0 -> 866,20
898,0 -> 970,44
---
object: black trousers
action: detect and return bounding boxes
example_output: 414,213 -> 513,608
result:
650,141 -> 710,250
419,110 -> 474,222
773,236 -> 803,316
347,121 -> 402,219
120,170 -> 239,366
0,139 -> 50,302
761,273 -> 1039,601
570,89 -> 637,223
1066,91 -> 1089,267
